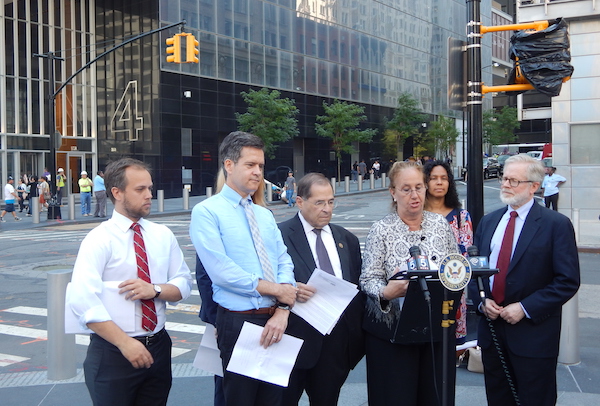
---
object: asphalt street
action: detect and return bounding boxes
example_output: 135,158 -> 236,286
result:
0,179 -> 599,405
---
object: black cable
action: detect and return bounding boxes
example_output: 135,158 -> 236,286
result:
486,314 -> 521,405
425,296 -> 442,406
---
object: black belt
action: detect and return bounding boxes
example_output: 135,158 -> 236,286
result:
132,328 -> 167,346
91,327 -> 167,347
220,305 -> 276,316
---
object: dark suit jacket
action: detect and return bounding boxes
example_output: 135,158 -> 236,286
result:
278,214 -> 365,370
472,202 -> 580,358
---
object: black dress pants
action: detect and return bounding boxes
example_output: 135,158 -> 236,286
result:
216,306 -> 284,406
84,330 -> 172,406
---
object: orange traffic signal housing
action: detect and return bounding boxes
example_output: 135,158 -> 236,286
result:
165,34 -> 182,63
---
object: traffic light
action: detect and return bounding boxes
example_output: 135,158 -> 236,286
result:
186,34 -> 200,64
165,34 -> 182,63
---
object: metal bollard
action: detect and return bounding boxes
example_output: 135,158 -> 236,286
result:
381,173 -> 387,189
358,176 -> 363,191
47,269 -> 76,380
32,198 -> 40,224
558,208 -> 581,365
345,176 -> 350,193
330,177 -> 336,194
157,190 -> 164,212
572,208 -> 580,244
183,188 -> 189,210
370,173 -> 375,189
68,194 -> 75,220
559,292 -> 580,365
266,185 -> 272,202
207,187 -> 213,199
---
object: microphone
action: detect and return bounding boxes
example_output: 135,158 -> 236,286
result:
467,245 -> 488,301
409,246 -> 431,303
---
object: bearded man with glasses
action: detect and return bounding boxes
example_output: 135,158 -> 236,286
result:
472,154 -> 580,406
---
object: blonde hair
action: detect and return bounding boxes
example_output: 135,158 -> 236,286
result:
388,161 -> 425,211
214,168 -> 266,207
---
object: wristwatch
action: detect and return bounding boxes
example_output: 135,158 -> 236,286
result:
153,284 -> 162,299
276,302 -> 291,311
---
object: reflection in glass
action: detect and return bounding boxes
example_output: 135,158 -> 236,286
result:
218,37 -> 234,80
250,44 -> 264,85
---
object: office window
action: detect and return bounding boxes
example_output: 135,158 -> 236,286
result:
182,128 -> 192,157
571,124 -> 600,164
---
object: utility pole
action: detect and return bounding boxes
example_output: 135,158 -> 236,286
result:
466,0 -> 484,230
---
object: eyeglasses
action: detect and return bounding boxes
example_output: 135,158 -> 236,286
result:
306,199 -> 338,209
394,186 -> 427,196
498,177 -> 533,188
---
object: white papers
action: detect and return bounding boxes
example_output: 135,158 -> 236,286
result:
226,322 -> 303,387
291,269 -> 359,335
64,281 -> 135,334
193,323 -> 224,376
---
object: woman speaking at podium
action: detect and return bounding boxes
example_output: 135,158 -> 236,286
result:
360,161 -> 460,406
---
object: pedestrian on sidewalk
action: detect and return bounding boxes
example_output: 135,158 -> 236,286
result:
540,166 -> 566,211
1,176 -> 22,222
16,178 -> 28,213
358,159 -> 367,181
66,158 -> 192,406
284,171 -> 296,207
26,175 -> 38,216
38,176 -> 50,211
56,168 -> 66,205
93,170 -> 107,217
78,171 -> 93,216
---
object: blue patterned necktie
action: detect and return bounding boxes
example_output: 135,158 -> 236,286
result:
241,198 -> 276,282
313,228 -> 335,275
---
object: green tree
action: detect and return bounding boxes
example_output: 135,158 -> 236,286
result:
426,115 -> 459,160
236,88 -> 299,158
315,100 -> 377,182
384,92 -> 427,160
483,106 -> 520,146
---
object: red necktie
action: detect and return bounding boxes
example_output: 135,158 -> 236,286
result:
492,211 -> 518,305
131,223 -> 157,332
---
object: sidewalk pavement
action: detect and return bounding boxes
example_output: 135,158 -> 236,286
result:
1,179 -> 599,405
0,177 -> 391,232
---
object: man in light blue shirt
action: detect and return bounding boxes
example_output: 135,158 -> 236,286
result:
93,170 -> 107,217
190,131 -> 297,406
540,166 -> 566,211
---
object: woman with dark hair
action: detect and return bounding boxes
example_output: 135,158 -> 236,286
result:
423,160 -> 473,344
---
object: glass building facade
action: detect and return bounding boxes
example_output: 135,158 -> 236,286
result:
0,0 -> 96,195
2,0 -> 492,198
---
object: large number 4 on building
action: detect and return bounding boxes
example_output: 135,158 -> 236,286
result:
110,80 -> 144,141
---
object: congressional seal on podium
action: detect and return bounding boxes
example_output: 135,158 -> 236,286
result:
438,254 -> 471,291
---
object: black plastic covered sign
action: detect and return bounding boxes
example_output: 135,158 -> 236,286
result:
507,18 -> 574,97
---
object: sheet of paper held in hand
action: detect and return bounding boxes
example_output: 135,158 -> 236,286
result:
291,268 -> 359,335
226,321 -> 303,387
193,323 -> 224,376
64,281 -> 135,334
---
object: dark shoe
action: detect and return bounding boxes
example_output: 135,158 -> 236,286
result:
94,215 -> 100,217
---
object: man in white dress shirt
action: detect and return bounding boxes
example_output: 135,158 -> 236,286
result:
67,158 -> 192,406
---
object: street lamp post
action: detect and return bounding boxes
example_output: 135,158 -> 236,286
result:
33,52 -> 64,198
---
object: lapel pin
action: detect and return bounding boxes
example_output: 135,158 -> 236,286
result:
338,243 -> 344,249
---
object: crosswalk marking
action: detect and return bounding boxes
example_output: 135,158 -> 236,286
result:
0,306 -> 204,362
0,353 -> 30,368
1,306 -> 205,335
